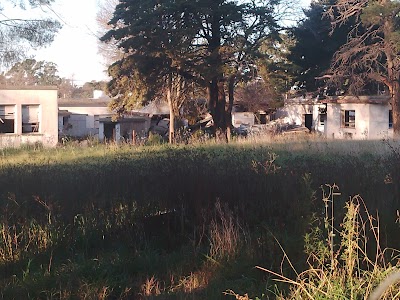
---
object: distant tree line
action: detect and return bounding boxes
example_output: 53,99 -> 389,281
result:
0,58 -> 107,99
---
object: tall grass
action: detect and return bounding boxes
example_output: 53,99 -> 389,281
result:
256,184 -> 400,300
0,138 -> 399,298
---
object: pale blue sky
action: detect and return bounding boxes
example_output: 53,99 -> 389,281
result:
5,0 -> 312,86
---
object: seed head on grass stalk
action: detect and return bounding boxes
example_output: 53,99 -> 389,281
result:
254,185 -> 400,299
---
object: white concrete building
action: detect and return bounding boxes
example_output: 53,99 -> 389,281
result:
58,98 -> 112,138
277,95 -> 393,139
276,98 -> 325,133
324,96 -> 392,139
0,86 -> 58,147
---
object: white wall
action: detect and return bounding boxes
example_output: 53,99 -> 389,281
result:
276,103 -> 325,133
368,104 -> 393,139
326,103 -> 392,139
0,87 -> 58,147
58,104 -> 111,138
232,112 -> 255,127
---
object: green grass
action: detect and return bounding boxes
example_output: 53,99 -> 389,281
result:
0,137 -> 399,299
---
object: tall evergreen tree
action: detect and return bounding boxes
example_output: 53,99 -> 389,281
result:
288,0 -> 352,92
102,0 -> 285,139
327,0 -> 400,135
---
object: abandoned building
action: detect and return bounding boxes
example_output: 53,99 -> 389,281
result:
58,97 -> 112,139
99,115 -> 151,143
0,86 -> 58,147
276,95 -> 393,139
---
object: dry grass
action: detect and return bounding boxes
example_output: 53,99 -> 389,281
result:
208,200 -> 245,262
141,276 -> 162,297
254,184 -> 400,300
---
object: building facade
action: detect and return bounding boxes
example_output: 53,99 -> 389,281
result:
0,86 -> 58,147
277,95 -> 393,139
58,98 -> 112,138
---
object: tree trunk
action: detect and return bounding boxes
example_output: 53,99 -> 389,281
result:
215,79 -> 228,141
391,80 -> 400,138
226,74 -> 236,143
167,77 -> 175,144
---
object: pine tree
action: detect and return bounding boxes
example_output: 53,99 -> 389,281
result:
327,0 -> 400,135
288,0 -> 352,92
102,0 -> 284,140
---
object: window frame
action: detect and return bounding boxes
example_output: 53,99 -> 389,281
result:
0,105 -> 16,134
22,105 -> 40,134
342,109 -> 355,128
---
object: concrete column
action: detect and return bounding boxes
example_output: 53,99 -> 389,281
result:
15,104 -> 21,135
116,123 -> 121,143
98,122 -> 105,142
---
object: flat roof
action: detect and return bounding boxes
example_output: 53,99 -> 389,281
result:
0,85 -> 58,90
285,95 -> 391,105
58,98 -> 110,107
100,116 -> 148,123
321,95 -> 390,104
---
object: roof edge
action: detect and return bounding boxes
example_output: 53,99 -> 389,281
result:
0,85 -> 58,90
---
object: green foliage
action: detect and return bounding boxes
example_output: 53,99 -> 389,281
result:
258,186 -> 400,299
101,0 -> 284,131
0,1 -> 61,66
4,58 -> 61,86
287,0 -> 353,92
145,132 -> 165,146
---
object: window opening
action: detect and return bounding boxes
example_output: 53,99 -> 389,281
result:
22,105 -> 40,133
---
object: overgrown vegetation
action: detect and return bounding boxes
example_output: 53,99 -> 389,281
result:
256,185 -> 400,299
0,137 -> 399,298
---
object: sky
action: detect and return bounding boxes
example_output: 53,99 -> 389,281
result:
32,0 -> 108,86
4,0 -> 312,86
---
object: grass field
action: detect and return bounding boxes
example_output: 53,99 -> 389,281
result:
0,136 -> 399,299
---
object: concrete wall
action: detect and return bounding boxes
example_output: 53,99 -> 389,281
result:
99,118 -> 151,143
232,112 -> 255,127
326,103 -> 392,139
368,103 -> 393,138
0,87 -> 58,147
276,103 -> 325,133
58,104 -> 111,138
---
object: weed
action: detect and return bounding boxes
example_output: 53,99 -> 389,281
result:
208,200 -> 245,263
141,276 -> 162,297
256,185 -> 400,300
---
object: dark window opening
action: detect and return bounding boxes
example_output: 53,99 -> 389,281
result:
319,114 -> 327,126
342,110 -> 355,128
0,105 -> 15,133
304,113 -> 313,131
389,110 -> 393,129
22,105 -> 40,133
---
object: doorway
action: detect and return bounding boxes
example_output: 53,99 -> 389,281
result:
104,123 -> 116,142
304,114 -> 313,132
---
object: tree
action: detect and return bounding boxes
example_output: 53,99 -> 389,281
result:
58,79 -> 108,99
287,0 -> 352,92
4,58 -> 61,85
96,0 -> 124,65
326,0 -> 400,135
102,0 -> 296,141
235,79 -> 283,112
0,0 -> 61,67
